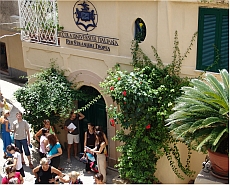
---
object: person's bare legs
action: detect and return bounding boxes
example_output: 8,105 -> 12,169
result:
73,143 -> 80,160
21,154 -> 33,168
21,154 -> 25,163
27,155 -> 32,164
73,143 -> 78,156
27,155 -> 34,168
67,144 -> 72,162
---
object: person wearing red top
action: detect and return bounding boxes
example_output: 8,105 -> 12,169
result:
1,166 -> 23,184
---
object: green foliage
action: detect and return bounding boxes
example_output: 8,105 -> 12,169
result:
14,61 -> 98,132
166,69 -> 229,154
100,31 -> 197,183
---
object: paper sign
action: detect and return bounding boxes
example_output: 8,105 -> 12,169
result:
67,123 -> 76,132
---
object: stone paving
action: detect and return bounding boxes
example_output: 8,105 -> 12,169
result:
0,75 -> 119,184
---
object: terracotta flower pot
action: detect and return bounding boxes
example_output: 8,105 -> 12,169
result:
208,149 -> 229,179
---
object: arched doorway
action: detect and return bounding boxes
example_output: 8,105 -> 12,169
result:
78,85 -> 107,152
0,42 -> 8,73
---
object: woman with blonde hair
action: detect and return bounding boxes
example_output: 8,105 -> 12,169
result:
1,109 -> 13,159
33,158 -> 63,184
56,171 -> 83,184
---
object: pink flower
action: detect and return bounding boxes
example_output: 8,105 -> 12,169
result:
122,91 -> 127,96
146,124 -> 151,130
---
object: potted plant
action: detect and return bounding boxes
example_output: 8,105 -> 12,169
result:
166,69 -> 229,179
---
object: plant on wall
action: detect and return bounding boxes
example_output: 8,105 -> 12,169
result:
100,31 -> 197,183
14,61 -> 100,132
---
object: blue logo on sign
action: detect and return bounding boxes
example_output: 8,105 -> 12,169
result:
73,0 -> 98,32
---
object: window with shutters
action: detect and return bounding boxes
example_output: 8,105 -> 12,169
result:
196,7 -> 229,72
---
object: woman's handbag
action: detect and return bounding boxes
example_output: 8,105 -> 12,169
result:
80,153 -> 88,164
46,144 -> 56,164
104,146 -> 108,157
10,133 -> 14,144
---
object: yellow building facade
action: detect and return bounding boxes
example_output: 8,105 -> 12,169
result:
17,0 -> 229,183
0,1 -> 26,80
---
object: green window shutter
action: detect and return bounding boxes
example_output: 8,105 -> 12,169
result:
219,12 -> 229,71
196,8 -> 229,72
201,14 -> 217,68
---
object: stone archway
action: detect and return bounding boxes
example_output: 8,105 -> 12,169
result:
67,70 -> 118,168
78,85 -> 107,152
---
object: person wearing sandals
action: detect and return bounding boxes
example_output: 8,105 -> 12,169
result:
12,112 -> 34,169
84,122 -> 96,173
47,134 -> 62,170
0,109 -> 13,159
6,145 -> 25,178
90,131 -> 107,183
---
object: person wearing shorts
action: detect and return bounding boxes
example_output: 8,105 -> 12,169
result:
64,111 -> 85,163
12,112 -> 34,169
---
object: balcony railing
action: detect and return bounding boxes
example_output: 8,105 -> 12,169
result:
18,0 -> 61,46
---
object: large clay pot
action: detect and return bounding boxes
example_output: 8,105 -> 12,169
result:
208,149 -> 229,179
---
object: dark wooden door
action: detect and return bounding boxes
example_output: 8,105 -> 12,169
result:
0,42 -> 8,72
78,86 -> 107,152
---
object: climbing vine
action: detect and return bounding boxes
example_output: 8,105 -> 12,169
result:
100,31 -> 197,183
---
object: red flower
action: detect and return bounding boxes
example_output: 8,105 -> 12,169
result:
122,91 -> 127,96
110,118 -> 115,127
110,86 -> 114,90
146,124 -> 151,130
118,77 -> 121,81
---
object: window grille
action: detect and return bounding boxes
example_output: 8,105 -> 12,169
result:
18,0 -> 60,46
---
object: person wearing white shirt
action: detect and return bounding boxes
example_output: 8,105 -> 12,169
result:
6,144 -> 25,177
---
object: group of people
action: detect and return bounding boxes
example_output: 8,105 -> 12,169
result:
32,111 -> 108,184
63,111 -> 108,183
0,108 -> 36,184
83,122 -> 108,183
0,91 -> 108,184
